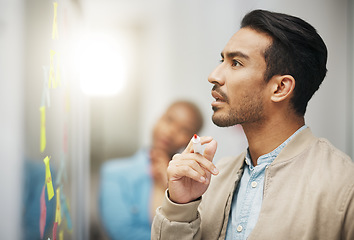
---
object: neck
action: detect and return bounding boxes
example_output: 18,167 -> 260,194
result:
242,114 -> 305,166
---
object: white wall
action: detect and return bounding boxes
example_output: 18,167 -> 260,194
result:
0,0 -> 24,239
147,0 -> 251,161
349,0 -> 354,159
86,0 -> 353,164
137,0 -> 353,159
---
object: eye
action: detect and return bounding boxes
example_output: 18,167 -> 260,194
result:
166,115 -> 173,123
219,59 -> 224,64
232,59 -> 242,67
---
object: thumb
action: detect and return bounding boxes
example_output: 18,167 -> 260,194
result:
203,139 -> 217,162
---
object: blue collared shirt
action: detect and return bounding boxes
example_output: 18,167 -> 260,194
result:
225,125 -> 307,240
99,149 -> 152,240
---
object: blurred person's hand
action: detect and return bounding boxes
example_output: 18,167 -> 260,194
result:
150,148 -> 170,190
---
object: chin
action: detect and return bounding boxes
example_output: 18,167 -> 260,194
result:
212,115 -> 228,127
212,111 -> 238,128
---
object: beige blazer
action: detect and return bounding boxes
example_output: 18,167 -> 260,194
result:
152,128 -> 354,240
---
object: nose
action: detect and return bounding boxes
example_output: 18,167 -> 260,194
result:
165,122 -> 177,138
208,64 -> 225,86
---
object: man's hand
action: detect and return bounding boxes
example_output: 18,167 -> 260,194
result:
167,136 -> 218,204
150,148 -> 170,190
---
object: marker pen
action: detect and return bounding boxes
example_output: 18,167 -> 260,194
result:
192,134 -> 202,154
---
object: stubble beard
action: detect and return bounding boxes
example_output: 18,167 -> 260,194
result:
212,95 -> 264,127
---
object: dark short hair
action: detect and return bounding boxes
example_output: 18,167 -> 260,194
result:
241,9 -> 328,116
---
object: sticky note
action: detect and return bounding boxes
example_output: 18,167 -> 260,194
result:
52,2 -> 58,39
49,50 -> 61,88
43,156 -> 54,200
40,185 -> 47,239
55,188 -> 61,225
52,222 -> 58,240
40,106 -> 46,153
49,50 -> 56,88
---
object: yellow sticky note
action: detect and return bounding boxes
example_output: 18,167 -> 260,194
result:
40,106 -> 46,153
52,2 -> 58,39
43,156 -> 54,200
59,230 -> 63,240
55,188 -> 61,225
49,50 -> 56,88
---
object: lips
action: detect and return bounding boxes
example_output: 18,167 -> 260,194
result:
211,90 -> 226,102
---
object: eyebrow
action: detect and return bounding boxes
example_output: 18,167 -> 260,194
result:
221,51 -> 250,60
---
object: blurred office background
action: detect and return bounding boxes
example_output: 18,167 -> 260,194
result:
1,0 -> 353,239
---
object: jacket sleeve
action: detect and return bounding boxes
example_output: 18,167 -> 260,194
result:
151,190 -> 202,240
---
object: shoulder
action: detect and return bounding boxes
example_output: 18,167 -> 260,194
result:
307,138 -> 354,176
101,157 -> 135,175
101,149 -> 149,177
307,138 -> 354,210
316,138 -> 352,164
289,135 -> 354,181
314,138 -> 354,185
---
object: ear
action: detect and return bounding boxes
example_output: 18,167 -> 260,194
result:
270,75 -> 295,103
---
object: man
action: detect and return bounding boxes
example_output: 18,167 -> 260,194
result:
99,100 -> 203,240
152,9 -> 354,240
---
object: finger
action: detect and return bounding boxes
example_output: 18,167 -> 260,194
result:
171,159 -> 208,178
173,152 -> 218,175
182,135 -> 214,154
200,136 -> 214,145
203,139 -> 217,162
168,160 -> 209,184
203,139 -> 219,174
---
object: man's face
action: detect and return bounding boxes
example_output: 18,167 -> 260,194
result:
208,27 -> 272,127
152,104 -> 198,156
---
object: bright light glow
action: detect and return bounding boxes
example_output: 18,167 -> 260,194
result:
77,33 -> 127,96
